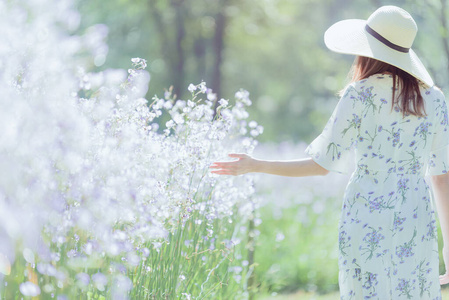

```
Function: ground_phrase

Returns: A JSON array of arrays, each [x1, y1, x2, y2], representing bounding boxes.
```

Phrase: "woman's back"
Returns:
[[307, 73, 448, 177], [348, 74, 448, 178], [305, 73, 449, 299]]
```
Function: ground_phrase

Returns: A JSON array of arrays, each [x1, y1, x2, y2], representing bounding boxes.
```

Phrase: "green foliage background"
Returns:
[[75, 0, 449, 143]]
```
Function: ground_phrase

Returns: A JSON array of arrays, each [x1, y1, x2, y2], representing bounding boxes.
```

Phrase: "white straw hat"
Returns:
[[324, 6, 434, 87]]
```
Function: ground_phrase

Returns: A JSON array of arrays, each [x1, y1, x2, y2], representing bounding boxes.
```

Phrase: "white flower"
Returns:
[[173, 114, 184, 124], [199, 82, 207, 93], [182, 293, 191, 300], [187, 100, 195, 108], [250, 129, 259, 137], [166, 120, 175, 128], [235, 90, 252, 106], [275, 232, 285, 242], [221, 109, 233, 121], [207, 93, 217, 101], [131, 57, 147, 69], [188, 84, 196, 93], [20, 282, 41, 297], [218, 98, 228, 107], [92, 272, 108, 291], [249, 121, 257, 128]]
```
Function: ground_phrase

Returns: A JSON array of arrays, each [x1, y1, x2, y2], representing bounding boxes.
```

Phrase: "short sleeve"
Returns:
[[305, 85, 360, 174], [426, 93, 449, 176]]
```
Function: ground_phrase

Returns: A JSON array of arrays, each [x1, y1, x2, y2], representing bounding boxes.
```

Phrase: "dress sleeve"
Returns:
[[305, 85, 360, 174], [426, 93, 449, 176]]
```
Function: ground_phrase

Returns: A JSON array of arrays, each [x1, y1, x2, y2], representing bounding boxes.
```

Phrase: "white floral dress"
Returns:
[[306, 74, 449, 299]]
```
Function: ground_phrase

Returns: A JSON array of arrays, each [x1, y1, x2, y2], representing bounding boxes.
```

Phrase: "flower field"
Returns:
[[0, 0, 260, 298], [2, 0, 449, 299]]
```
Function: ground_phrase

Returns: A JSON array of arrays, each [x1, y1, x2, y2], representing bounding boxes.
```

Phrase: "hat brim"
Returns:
[[324, 19, 434, 87]]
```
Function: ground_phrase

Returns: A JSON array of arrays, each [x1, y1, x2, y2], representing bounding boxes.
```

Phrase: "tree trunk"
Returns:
[[194, 38, 207, 80], [172, 0, 186, 99], [212, 0, 229, 112]]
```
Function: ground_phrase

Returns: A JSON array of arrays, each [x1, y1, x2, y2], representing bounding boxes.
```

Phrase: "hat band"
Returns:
[[365, 25, 410, 53]]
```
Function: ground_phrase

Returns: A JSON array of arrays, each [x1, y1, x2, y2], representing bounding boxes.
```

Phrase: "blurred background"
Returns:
[[73, 0, 449, 297], [75, 0, 449, 144]]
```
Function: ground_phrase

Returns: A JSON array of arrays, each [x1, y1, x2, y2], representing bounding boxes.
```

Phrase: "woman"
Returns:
[[210, 6, 449, 299]]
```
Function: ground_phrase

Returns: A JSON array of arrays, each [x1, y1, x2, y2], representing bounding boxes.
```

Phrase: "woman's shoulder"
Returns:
[[354, 73, 393, 87], [347, 74, 446, 100], [421, 84, 445, 101], [341, 73, 392, 96]]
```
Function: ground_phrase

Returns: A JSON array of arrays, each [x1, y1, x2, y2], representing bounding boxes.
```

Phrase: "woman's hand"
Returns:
[[432, 173, 449, 285], [209, 153, 255, 176], [440, 246, 449, 285]]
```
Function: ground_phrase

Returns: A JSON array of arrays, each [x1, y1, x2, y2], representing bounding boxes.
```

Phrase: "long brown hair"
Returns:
[[346, 56, 426, 117]]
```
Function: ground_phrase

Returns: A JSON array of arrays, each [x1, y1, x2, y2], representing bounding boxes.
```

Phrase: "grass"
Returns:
[[2, 207, 255, 299], [252, 195, 342, 295]]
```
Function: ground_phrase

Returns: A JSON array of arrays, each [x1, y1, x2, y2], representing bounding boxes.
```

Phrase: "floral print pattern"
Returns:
[[306, 74, 449, 299]]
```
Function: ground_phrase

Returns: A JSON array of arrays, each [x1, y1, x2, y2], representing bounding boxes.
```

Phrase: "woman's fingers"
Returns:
[[209, 162, 235, 173], [210, 161, 239, 175], [210, 153, 252, 176], [228, 153, 247, 159], [211, 170, 234, 175], [440, 273, 449, 285], [209, 163, 223, 169], [210, 154, 246, 168], [209, 162, 233, 169]]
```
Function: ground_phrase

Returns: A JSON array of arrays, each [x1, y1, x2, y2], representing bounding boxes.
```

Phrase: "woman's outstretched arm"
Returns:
[[431, 172, 449, 285], [209, 153, 329, 177]]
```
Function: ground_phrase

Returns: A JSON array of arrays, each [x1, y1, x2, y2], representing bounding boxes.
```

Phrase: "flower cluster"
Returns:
[[413, 121, 432, 141], [395, 278, 415, 298], [422, 219, 437, 242], [395, 230, 417, 263], [397, 178, 410, 192], [363, 228, 385, 245], [361, 271, 378, 293], [360, 226, 385, 261], [392, 212, 406, 234], [0, 0, 259, 297], [339, 230, 352, 256]]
